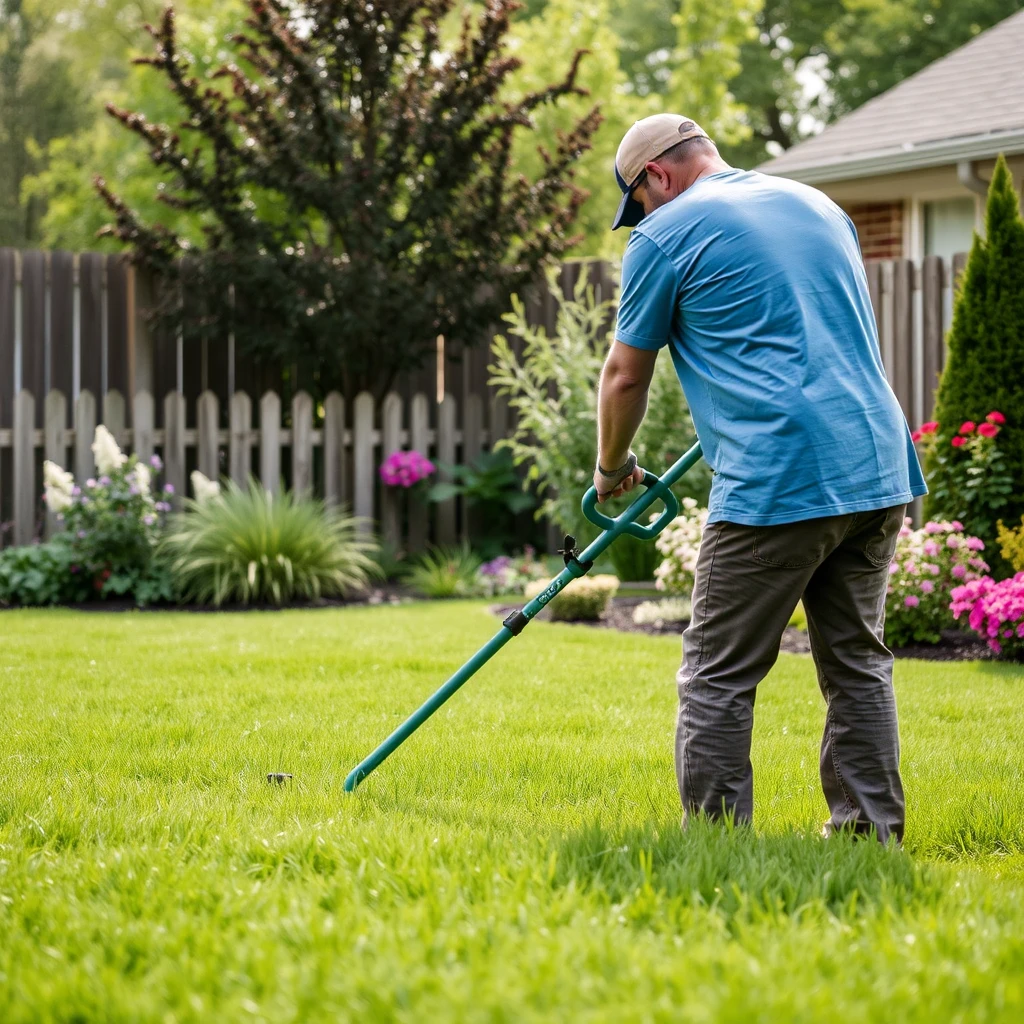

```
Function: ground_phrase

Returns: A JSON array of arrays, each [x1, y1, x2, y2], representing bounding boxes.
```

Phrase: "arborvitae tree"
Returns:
[[97, 1, 600, 399], [926, 154, 1024, 536]]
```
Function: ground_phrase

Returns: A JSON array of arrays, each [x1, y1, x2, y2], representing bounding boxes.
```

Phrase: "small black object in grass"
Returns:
[[267, 772, 293, 784]]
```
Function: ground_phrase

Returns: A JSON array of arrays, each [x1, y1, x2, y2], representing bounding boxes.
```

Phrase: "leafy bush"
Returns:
[[405, 545, 482, 599], [524, 573, 619, 621], [632, 597, 691, 627], [428, 449, 536, 557], [996, 516, 1024, 572], [490, 269, 709, 545], [951, 573, 1024, 659], [474, 549, 549, 598], [885, 519, 989, 646], [654, 498, 709, 597], [161, 479, 376, 606], [607, 535, 661, 583], [0, 534, 89, 607], [927, 155, 1024, 533], [914, 412, 1013, 549], [33, 428, 173, 605]]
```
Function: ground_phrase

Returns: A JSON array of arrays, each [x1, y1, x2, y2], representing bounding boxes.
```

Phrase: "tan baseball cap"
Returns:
[[612, 114, 711, 229]]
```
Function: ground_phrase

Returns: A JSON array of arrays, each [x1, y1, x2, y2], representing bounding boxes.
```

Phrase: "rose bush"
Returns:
[[915, 411, 1013, 549], [885, 518, 988, 646], [951, 572, 1024, 659]]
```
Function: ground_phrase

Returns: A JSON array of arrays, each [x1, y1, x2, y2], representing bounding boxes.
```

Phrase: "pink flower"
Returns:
[[965, 537, 985, 551], [924, 563, 941, 576], [923, 540, 940, 556], [977, 422, 1000, 438], [952, 565, 967, 579], [951, 521, 963, 531], [986, 411, 1006, 425], [951, 436, 966, 448], [925, 522, 943, 534], [920, 580, 934, 593], [904, 595, 919, 608], [959, 421, 976, 435], [920, 421, 939, 435], [946, 536, 960, 550], [888, 562, 899, 574]]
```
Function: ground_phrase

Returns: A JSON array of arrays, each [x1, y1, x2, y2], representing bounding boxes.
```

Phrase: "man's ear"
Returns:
[[645, 160, 671, 190]]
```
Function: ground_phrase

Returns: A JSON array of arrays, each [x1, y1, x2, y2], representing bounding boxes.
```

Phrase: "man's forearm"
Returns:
[[597, 363, 649, 470]]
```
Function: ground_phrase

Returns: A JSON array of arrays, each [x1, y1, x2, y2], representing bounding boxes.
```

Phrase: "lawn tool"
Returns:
[[343, 442, 704, 792]]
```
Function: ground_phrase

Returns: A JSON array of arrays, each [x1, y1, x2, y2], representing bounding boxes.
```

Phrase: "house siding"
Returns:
[[846, 202, 904, 259]]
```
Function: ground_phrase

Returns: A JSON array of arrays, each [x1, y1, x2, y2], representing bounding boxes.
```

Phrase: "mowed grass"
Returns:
[[1, 603, 1023, 1022]]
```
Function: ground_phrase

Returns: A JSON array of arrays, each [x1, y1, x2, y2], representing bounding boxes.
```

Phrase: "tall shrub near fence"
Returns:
[[927, 155, 1024, 539]]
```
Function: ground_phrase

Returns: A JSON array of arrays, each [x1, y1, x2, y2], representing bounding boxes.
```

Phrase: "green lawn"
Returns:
[[1, 603, 1023, 1022]]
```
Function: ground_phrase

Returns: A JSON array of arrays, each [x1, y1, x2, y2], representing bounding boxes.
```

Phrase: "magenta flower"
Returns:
[[965, 537, 985, 552], [952, 565, 967, 579], [919, 580, 934, 594], [904, 595, 919, 608], [164, 483, 175, 494], [379, 450, 436, 488]]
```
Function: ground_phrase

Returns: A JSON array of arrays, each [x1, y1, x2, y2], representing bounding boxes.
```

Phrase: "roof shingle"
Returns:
[[761, 8, 1024, 177]]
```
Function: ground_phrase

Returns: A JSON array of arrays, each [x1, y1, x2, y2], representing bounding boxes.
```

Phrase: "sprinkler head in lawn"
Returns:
[[267, 772, 293, 784]]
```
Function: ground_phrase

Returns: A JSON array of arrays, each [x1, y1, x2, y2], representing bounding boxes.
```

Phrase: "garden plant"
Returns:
[[927, 155, 1024, 536], [160, 476, 376, 606], [490, 269, 709, 580]]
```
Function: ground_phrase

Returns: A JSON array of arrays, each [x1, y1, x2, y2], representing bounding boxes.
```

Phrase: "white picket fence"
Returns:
[[0, 387, 512, 551]]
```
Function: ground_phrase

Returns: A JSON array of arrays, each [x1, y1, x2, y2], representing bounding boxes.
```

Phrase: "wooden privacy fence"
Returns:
[[0, 386, 507, 551]]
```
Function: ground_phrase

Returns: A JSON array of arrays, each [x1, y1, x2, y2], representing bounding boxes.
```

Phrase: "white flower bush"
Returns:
[[190, 470, 222, 504], [632, 597, 692, 627], [43, 461, 75, 513], [91, 424, 127, 474], [654, 497, 708, 597]]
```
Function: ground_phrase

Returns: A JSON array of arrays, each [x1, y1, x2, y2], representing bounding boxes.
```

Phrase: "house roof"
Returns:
[[761, 8, 1024, 183]]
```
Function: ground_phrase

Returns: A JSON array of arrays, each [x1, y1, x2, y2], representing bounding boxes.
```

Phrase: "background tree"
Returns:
[[0, 0, 87, 244], [96, 0, 601, 399], [926, 155, 1024, 546]]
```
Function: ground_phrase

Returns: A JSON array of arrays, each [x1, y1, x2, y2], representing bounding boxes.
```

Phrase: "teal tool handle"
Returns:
[[581, 470, 680, 540], [343, 441, 703, 791]]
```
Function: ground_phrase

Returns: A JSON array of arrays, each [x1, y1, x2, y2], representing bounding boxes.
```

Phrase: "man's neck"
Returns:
[[681, 156, 732, 192]]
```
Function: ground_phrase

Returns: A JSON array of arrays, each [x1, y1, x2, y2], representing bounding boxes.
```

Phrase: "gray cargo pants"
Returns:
[[676, 504, 906, 843]]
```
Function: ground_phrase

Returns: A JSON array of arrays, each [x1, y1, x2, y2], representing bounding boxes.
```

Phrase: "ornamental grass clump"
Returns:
[[161, 478, 376, 606], [523, 574, 619, 621], [950, 573, 1024, 659], [884, 518, 988, 646], [405, 545, 482, 599]]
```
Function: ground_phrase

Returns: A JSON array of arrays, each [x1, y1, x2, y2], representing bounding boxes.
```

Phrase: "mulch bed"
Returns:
[[492, 596, 992, 662]]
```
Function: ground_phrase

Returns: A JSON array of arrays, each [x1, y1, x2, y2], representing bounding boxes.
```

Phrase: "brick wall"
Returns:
[[845, 202, 904, 260]]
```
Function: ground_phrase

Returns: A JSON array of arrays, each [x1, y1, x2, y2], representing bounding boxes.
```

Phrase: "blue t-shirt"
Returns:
[[616, 168, 927, 526]]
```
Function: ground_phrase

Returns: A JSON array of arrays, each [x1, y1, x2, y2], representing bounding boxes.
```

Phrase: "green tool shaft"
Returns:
[[343, 441, 703, 792]]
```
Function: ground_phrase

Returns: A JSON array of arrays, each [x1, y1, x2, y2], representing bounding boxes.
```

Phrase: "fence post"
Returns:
[[292, 390, 314, 495], [133, 391, 154, 465], [164, 391, 186, 505], [13, 390, 35, 546], [409, 392, 430, 552], [197, 390, 219, 480], [353, 392, 375, 528], [380, 391, 403, 548], [74, 389, 96, 482], [260, 391, 281, 494], [104, 389, 126, 447], [323, 391, 346, 508], [44, 389, 68, 539], [436, 392, 456, 545], [229, 391, 252, 486], [461, 393, 483, 543]]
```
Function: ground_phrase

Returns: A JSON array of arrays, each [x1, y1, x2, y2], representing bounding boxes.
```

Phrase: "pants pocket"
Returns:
[[752, 521, 831, 568], [861, 505, 907, 568]]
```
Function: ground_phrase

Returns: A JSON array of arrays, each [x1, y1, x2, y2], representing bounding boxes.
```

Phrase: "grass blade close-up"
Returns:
[[1, 602, 1023, 1021]]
